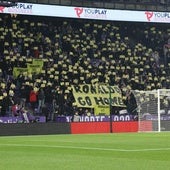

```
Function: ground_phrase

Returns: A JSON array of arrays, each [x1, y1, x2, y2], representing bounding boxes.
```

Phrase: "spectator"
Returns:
[[72, 111, 80, 122], [1, 92, 8, 116], [29, 87, 38, 112], [12, 103, 20, 117], [19, 84, 27, 108], [0, 14, 170, 117], [37, 87, 45, 114]]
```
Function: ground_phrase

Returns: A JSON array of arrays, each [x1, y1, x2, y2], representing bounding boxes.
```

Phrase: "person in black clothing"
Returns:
[[24, 83, 32, 104], [0, 94, 8, 116], [37, 87, 45, 114], [125, 89, 137, 115], [6, 91, 15, 116], [57, 89, 65, 115], [19, 84, 27, 108], [41, 104, 49, 122], [44, 85, 53, 120]]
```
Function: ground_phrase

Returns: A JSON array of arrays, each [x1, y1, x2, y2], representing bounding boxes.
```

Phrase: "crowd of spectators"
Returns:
[[0, 14, 170, 120]]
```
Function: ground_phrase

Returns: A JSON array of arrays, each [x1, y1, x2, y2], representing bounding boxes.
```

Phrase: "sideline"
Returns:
[[0, 143, 170, 152]]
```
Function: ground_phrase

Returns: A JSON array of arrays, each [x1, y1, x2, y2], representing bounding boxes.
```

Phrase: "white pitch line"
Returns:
[[0, 143, 170, 152]]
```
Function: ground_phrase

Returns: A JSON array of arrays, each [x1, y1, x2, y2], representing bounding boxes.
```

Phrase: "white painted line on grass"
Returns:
[[0, 143, 170, 152]]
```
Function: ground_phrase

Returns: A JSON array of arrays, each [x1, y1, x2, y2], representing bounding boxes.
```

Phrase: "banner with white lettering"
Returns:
[[0, 3, 169, 23], [56, 115, 135, 122]]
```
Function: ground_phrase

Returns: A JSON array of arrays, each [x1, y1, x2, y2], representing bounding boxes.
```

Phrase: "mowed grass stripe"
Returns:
[[0, 133, 170, 170]]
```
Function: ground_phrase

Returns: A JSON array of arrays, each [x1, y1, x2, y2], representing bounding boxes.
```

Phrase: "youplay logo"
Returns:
[[0, 6, 5, 13], [74, 7, 83, 18], [145, 11, 154, 21]]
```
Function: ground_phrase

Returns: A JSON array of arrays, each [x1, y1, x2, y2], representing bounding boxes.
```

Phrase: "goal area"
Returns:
[[132, 89, 170, 132]]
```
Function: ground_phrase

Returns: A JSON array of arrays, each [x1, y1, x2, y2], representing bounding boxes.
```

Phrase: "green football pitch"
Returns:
[[0, 133, 170, 170]]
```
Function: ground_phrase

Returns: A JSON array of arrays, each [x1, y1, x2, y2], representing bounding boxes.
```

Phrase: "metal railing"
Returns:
[[22, 0, 170, 11]]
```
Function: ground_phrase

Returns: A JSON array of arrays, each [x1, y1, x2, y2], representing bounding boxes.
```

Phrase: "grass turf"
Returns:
[[0, 133, 170, 170]]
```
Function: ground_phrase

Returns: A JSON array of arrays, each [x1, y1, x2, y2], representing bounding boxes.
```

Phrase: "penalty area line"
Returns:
[[0, 143, 170, 152]]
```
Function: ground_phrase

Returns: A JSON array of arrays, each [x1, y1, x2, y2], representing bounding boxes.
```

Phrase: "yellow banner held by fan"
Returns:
[[27, 63, 42, 74], [94, 105, 110, 115], [33, 59, 44, 67], [13, 67, 28, 78], [72, 84, 125, 108]]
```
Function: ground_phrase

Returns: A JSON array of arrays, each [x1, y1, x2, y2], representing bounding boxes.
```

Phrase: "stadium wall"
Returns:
[[0, 121, 139, 136], [71, 121, 138, 134], [0, 123, 71, 136]]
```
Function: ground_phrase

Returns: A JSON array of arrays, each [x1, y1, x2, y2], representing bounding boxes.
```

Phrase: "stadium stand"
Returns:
[[22, 0, 170, 11], [0, 13, 170, 119]]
